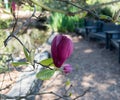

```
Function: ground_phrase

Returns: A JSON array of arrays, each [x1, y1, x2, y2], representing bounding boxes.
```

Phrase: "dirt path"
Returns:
[[36, 35, 120, 100], [67, 36, 120, 100]]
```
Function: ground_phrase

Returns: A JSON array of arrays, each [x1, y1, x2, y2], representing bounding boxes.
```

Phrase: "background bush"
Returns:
[[49, 12, 84, 32]]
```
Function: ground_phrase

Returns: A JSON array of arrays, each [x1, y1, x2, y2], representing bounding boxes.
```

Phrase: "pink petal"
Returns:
[[11, 2, 16, 11], [51, 34, 73, 68], [63, 64, 73, 74]]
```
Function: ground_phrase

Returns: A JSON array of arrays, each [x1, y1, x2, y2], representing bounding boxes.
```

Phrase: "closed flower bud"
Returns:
[[63, 64, 72, 74], [51, 35, 73, 68], [11, 2, 16, 11]]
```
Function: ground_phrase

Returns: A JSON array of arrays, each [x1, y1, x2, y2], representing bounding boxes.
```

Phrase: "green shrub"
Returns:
[[49, 12, 84, 32]]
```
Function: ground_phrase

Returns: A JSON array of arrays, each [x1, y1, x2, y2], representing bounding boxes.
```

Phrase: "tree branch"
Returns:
[[29, 0, 67, 14], [0, 83, 13, 92], [4, 6, 36, 47], [56, 0, 100, 18], [12, 35, 30, 53], [0, 91, 63, 99], [90, 0, 120, 9]]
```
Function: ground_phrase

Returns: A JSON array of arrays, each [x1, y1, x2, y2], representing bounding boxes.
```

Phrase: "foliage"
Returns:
[[85, 0, 120, 21], [0, 19, 11, 29], [49, 12, 84, 32], [40, 58, 54, 66], [36, 69, 55, 80], [21, 3, 41, 11], [12, 62, 29, 66], [30, 0, 80, 12], [100, 7, 112, 17]]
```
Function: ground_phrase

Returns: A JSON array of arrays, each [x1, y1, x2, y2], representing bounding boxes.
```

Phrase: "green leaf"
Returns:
[[12, 62, 28, 67], [40, 58, 53, 66], [99, 14, 112, 21], [36, 69, 55, 80], [23, 47, 30, 61]]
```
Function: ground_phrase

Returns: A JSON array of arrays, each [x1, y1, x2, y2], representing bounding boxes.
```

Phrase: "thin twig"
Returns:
[[90, 0, 120, 9], [0, 91, 63, 99], [64, 84, 73, 95], [40, 73, 60, 92], [73, 87, 91, 100], [56, 0, 99, 18], [34, 60, 54, 70], [57, 0, 120, 19], [0, 82, 14, 91], [7, 71, 12, 81], [0, 73, 6, 90], [12, 35, 30, 53]]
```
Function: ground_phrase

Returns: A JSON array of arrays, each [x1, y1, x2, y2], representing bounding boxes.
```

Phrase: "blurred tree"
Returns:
[[26, 0, 120, 21]]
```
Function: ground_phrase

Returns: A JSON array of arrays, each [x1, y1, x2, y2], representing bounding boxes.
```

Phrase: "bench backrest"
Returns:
[[117, 25, 120, 31], [84, 18, 96, 27], [95, 20, 104, 32], [116, 25, 120, 38], [102, 23, 118, 32]]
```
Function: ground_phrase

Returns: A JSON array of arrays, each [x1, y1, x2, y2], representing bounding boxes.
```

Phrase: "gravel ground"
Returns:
[[36, 35, 120, 100], [0, 33, 120, 100], [0, 70, 22, 94]]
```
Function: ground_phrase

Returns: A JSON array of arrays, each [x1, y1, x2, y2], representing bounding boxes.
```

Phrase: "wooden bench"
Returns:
[[111, 39, 120, 63], [105, 28, 120, 63], [75, 18, 96, 37], [88, 22, 119, 41]]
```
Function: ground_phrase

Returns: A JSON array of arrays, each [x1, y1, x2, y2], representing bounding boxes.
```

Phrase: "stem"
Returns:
[[34, 60, 54, 70], [0, 91, 63, 99], [73, 87, 91, 100], [12, 35, 30, 53]]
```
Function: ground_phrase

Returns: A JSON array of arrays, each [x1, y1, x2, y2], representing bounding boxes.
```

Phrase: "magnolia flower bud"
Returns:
[[51, 35, 73, 68], [63, 64, 73, 74], [11, 2, 16, 11]]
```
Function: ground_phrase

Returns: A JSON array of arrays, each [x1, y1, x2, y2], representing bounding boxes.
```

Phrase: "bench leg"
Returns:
[[119, 43, 120, 63], [106, 33, 111, 49], [109, 36, 113, 51], [110, 41, 113, 51], [106, 33, 109, 49]]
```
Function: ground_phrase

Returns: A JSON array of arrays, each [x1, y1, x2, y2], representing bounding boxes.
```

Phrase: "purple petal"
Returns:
[[51, 35, 73, 68], [63, 64, 73, 74], [11, 2, 16, 11]]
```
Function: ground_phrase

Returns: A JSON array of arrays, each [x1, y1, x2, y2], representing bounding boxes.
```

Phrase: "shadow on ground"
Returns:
[[36, 35, 120, 100]]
